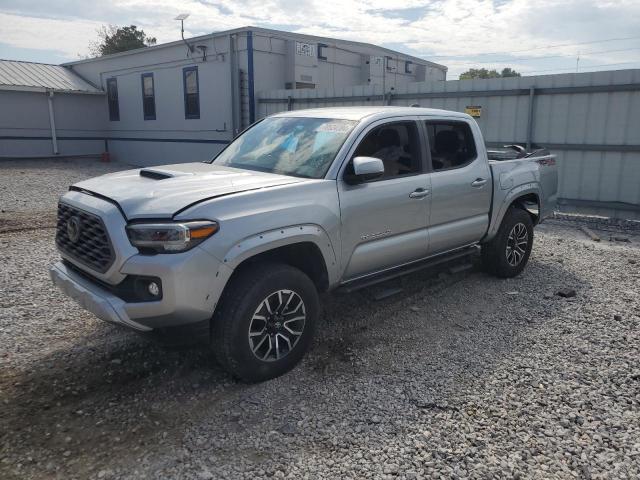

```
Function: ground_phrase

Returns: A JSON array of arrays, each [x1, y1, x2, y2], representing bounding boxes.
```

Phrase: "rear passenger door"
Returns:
[[423, 119, 492, 254]]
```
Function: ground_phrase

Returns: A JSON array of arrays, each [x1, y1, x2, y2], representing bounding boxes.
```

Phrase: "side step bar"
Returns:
[[337, 245, 480, 294]]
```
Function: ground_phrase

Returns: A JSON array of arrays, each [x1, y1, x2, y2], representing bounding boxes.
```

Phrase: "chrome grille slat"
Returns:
[[56, 203, 115, 273]]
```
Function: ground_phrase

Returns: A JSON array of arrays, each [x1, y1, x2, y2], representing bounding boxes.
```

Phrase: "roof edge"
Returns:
[[62, 25, 447, 70], [0, 84, 104, 94]]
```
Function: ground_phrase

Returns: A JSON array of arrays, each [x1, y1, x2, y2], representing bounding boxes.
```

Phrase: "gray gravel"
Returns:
[[0, 158, 129, 233], [1, 160, 639, 479]]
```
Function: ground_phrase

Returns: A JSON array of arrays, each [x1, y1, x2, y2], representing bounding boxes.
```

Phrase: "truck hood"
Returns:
[[72, 163, 307, 218]]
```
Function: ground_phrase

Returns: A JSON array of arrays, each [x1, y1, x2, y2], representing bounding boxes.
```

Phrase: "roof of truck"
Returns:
[[272, 106, 472, 121]]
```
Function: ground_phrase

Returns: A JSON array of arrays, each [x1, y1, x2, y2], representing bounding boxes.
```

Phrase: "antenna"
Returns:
[[175, 13, 194, 53]]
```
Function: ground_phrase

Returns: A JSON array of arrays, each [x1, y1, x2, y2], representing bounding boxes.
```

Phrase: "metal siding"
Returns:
[[257, 69, 640, 209], [620, 153, 640, 204], [0, 90, 107, 157]]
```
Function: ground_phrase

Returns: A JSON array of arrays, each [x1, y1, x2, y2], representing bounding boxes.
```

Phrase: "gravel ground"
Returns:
[[1, 159, 639, 479], [0, 158, 129, 233]]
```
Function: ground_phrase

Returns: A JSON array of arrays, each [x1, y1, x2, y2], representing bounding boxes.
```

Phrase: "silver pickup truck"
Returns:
[[50, 106, 557, 382]]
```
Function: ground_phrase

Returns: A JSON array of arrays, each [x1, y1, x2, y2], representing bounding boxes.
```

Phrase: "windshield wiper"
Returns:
[[227, 163, 315, 179]]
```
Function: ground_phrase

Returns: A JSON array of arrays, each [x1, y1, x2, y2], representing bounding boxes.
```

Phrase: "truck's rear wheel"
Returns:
[[482, 207, 534, 278], [211, 262, 318, 382]]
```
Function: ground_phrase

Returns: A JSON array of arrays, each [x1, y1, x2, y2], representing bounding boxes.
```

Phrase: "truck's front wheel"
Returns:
[[211, 263, 319, 382], [482, 207, 534, 278]]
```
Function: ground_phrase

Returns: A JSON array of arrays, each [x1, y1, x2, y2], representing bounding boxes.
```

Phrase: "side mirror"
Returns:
[[346, 156, 385, 184]]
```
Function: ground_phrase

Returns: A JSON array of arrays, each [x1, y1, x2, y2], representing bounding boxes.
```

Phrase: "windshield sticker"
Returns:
[[315, 122, 355, 133]]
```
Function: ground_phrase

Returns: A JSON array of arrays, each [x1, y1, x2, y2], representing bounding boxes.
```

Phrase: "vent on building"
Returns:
[[285, 82, 315, 90]]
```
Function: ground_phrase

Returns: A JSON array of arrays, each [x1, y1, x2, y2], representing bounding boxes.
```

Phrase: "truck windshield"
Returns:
[[211, 117, 357, 178]]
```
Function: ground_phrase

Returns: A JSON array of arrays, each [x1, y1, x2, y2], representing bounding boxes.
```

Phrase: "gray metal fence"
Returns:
[[258, 69, 640, 215]]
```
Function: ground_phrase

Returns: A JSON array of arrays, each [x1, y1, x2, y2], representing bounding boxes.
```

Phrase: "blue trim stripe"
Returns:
[[0, 135, 230, 145], [110, 137, 228, 144], [247, 30, 255, 124]]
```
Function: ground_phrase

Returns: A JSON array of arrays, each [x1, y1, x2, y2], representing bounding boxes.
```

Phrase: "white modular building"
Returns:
[[44, 26, 445, 166]]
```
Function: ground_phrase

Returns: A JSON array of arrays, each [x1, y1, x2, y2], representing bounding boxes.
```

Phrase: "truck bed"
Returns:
[[488, 150, 558, 225]]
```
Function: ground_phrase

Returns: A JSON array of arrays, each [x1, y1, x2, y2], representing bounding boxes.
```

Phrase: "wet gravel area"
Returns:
[[1, 160, 640, 479]]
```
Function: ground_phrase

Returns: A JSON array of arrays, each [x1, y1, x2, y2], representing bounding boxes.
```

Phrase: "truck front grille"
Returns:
[[56, 203, 115, 273]]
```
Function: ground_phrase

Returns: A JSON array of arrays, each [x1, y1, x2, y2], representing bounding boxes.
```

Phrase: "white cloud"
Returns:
[[0, 0, 639, 77], [0, 12, 103, 58]]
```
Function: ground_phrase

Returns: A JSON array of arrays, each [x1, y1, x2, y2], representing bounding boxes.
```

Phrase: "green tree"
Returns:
[[500, 67, 521, 78], [459, 67, 521, 80], [90, 25, 157, 57]]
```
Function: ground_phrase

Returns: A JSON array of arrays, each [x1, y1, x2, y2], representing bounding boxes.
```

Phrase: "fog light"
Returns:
[[148, 282, 160, 297]]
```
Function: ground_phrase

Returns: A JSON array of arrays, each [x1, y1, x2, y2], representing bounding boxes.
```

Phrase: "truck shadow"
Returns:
[[1, 255, 587, 478]]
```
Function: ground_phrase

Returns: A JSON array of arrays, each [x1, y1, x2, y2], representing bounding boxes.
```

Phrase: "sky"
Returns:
[[1, 0, 639, 79]]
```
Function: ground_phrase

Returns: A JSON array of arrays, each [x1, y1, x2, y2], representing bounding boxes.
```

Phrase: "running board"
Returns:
[[337, 245, 480, 294]]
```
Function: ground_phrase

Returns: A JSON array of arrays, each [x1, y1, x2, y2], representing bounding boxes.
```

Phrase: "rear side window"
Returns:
[[183, 66, 200, 119], [106, 77, 119, 121], [424, 121, 477, 171], [352, 121, 422, 179], [141, 73, 156, 120]]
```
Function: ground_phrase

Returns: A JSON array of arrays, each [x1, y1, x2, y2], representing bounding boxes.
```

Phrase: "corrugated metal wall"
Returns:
[[258, 69, 640, 213]]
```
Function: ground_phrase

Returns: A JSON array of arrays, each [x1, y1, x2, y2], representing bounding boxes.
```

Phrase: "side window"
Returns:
[[141, 73, 156, 120], [106, 77, 119, 121], [424, 121, 477, 171], [183, 66, 200, 119], [352, 121, 422, 179]]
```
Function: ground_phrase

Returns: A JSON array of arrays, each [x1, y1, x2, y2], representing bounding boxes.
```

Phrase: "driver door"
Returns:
[[337, 118, 431, 281]]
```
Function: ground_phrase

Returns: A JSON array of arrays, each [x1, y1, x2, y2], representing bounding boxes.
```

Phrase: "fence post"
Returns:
[[526, 86, 536, 151]]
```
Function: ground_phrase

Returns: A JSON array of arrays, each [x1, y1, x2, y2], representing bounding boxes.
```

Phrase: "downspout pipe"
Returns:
[[47, 90, 59, 155]]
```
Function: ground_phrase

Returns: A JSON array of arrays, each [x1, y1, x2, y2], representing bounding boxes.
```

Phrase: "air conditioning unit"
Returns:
[[286, 41, 318, 89]]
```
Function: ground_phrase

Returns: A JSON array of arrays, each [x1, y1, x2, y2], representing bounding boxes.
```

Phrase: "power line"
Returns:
[[519, 61, 640, 75], [425, 35, 640, 59], [450, 46, 640, 65]]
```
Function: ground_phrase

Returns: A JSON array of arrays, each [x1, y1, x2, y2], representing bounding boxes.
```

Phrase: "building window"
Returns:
[[405, 61, 413, 74], [141, 73, 156, 120], [183, 66, 200, 119], [317, 43, 328, 61], [106, 77, 119, 121]]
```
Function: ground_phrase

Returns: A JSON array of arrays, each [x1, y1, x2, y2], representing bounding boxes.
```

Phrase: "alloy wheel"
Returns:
[[506, 222, 529, 266], [247, 289, 306, 362]]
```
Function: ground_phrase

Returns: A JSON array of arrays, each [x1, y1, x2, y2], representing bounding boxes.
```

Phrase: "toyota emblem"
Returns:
[[66, 216, 81, 243]]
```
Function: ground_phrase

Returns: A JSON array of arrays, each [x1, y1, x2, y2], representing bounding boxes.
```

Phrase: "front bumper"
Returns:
[[50, 261, 152, 331], [51, 245, 234, 331]]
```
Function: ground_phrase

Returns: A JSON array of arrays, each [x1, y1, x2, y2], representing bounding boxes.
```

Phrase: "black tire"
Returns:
[[211, 262, 319, 382], [482, 207, 534, 278]]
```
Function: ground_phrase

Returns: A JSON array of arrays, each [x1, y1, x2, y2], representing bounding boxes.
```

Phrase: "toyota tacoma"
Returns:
[[51, 107, 557, 382]]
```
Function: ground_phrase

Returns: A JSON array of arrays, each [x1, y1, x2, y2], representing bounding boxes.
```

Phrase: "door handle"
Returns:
[[409, 188, 430, 199], [471, 178, 488, 187]]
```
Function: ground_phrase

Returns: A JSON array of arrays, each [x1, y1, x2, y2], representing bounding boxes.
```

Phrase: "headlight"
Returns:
[[126, 221, 219, 253]]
